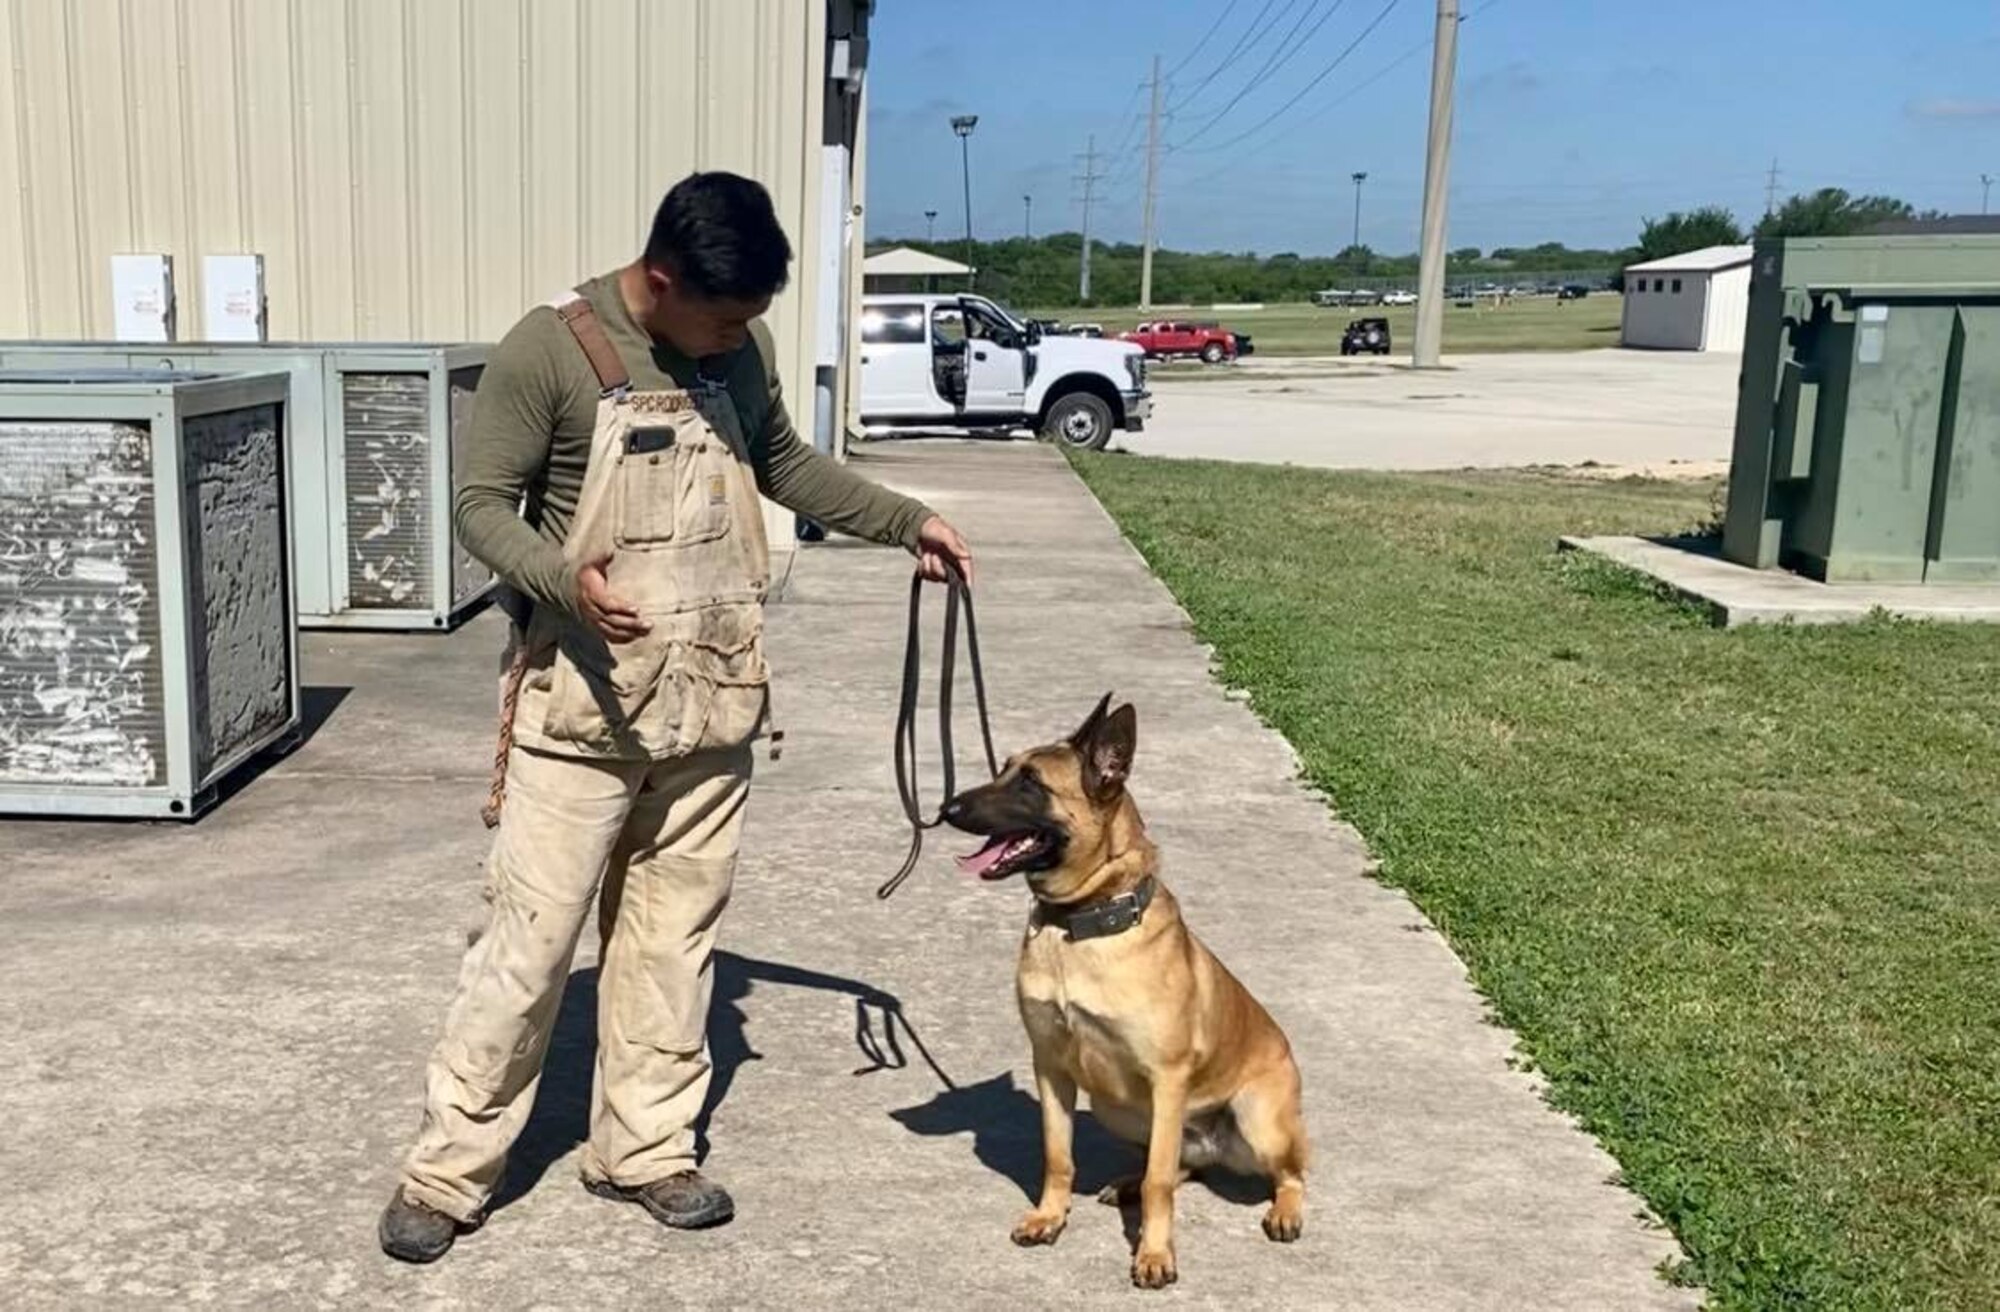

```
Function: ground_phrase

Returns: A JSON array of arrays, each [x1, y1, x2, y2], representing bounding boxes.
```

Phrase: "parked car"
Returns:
[[1556, 283, 1591, 301], [857, 293, 1150, 451], [1063, 322, 1105, 338], [1340, 316, 1391, 356], [1380, 289, 1417, 306], [1117, 320, 1251, 364]]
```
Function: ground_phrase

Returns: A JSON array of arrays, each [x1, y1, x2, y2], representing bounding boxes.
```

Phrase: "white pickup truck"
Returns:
[[856, 293, 1151, 450]]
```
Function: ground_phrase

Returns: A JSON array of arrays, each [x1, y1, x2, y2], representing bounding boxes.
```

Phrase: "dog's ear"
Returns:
[[1069, 692, 1114, 749], [1077, 701, 1137, 800]]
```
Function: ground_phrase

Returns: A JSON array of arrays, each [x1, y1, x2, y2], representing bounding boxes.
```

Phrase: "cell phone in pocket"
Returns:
[[626, 426, 675, 455]]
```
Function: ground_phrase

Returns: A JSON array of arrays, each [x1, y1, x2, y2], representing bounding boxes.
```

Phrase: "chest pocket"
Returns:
[[613, 424, 735, 549]]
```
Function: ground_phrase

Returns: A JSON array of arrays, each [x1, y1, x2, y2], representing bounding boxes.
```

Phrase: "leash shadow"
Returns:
[[490, 949, 930, 1213]]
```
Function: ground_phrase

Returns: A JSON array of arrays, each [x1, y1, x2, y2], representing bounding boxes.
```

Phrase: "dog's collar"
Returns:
[[1034, 876, 1157, 942]]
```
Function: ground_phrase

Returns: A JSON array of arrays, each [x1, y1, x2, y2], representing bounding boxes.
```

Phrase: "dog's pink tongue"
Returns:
[[955, 836, 1012, 877]]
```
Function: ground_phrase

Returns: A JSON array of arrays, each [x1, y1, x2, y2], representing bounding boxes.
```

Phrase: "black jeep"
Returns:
[[1340, 316, 1391, 356]]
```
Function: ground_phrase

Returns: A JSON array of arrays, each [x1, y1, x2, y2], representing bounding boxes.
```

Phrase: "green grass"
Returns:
[[1027, 295, 1625, 357], [1070, 454, 2000, 1311]]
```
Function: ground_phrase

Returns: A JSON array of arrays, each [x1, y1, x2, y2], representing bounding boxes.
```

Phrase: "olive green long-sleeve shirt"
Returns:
[[454, 270, 933, 617]]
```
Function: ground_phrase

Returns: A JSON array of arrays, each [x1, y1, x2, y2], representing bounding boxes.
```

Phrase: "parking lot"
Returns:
[[1121, 348, 1740, 476]]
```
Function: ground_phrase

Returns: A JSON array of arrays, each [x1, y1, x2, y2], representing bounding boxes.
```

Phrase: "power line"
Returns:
[[1172, 0, 1353, 151], [1165, 0, 1286, 114], [1164, 0, 1244, 79], [1166, 0, 1505, 190], [1174, 0, 1404, 159]]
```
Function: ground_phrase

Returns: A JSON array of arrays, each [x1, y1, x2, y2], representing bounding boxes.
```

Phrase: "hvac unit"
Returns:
[[0, 368, 300, 819], [0, 343, 491, 630]]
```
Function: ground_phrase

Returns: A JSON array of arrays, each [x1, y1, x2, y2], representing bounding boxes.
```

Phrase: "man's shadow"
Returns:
[[492, 950, 949, 1211]]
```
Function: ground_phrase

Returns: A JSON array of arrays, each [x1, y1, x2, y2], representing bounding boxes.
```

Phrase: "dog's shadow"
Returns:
[[888, 1072, 1270, 1247]]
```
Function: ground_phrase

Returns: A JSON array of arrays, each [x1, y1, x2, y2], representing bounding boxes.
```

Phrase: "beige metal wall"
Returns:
[[0, 0, 835, 421]]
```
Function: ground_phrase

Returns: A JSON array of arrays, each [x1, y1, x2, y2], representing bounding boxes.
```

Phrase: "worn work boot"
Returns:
[[585, 1169, 735, 1230], [378, 1187, 471, 1263]]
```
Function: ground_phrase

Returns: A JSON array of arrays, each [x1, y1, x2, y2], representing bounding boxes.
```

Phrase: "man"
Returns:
[[379, 171, 972, 1263]]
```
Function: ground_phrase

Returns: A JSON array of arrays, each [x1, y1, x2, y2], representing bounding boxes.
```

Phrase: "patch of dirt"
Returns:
[[1545, 458, 1730, 482]]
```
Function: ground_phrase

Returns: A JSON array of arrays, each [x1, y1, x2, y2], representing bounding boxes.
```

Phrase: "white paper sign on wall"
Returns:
[[203, 254, 267, 342], [111, 254, 176, 342]]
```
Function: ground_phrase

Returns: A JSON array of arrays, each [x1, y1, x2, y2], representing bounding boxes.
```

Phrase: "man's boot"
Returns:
[[378, 1187, 471, 1263], [585, 1169, 735, 1229]]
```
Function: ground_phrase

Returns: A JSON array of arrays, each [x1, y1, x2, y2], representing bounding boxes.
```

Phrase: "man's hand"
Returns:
[[576, 554, 651, 642], [914, 515, 974, 587]]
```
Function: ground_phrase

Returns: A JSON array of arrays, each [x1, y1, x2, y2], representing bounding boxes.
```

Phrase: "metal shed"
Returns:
[[0, 0, 874, 541], [1621, 245, 1754, 352]]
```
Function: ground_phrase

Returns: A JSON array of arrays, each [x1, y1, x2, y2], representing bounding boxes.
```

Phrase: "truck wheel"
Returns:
[[1042, 392, 1114, 450], [1200, 342, 1227, 364]]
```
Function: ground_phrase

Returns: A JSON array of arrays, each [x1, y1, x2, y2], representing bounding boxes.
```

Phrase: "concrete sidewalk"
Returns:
[[0, 441, 1692, 1309]]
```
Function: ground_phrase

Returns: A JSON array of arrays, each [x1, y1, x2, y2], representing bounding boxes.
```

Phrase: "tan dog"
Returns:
[[940, 695, 1308, 1289]]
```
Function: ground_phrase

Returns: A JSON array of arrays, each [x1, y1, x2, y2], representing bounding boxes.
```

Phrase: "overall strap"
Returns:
[[550, 290, 631, 396]]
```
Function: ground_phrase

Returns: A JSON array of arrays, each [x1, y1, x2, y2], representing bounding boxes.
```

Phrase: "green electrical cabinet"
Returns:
[[1722, 234, 2000, 582]]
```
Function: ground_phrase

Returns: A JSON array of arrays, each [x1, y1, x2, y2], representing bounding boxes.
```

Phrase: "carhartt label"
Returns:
[[709, 474, 727, 504]]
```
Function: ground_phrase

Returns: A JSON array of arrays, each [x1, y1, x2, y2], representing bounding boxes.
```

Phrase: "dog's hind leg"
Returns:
[[1011, 1058, 1078, 1247], [1096, 1168, 1187, 1207], [1234, 1063, 1309, 1242]]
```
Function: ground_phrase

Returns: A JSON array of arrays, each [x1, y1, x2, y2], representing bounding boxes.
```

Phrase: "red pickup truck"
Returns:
[[1117, 320, 1253, 364]]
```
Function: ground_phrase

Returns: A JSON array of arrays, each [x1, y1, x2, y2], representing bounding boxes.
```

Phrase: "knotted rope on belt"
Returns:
[[481, 639, 532, 830], [878, 560, 997, 899]]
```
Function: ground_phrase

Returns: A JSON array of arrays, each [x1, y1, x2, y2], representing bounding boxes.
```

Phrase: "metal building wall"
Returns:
[[0, 0, 834, 423]]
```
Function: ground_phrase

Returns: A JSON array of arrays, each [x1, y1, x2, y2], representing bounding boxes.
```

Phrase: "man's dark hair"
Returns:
[[643, 171, 793, 301]]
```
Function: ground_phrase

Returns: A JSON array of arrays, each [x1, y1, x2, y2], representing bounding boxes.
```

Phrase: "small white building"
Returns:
[[1620, 244, 1754, 352]]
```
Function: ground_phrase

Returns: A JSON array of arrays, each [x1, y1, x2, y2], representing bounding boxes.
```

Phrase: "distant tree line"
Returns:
[[870, 233, 1627, 309], [1618, 188, 1947, 287], [876, 188, 1951, 307]]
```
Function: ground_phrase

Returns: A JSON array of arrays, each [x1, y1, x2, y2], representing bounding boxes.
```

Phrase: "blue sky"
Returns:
[[863, 0, 2000, 257]]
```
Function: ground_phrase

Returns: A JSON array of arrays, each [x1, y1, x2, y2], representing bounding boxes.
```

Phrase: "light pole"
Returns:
[[1984, 174, 1994, 216], [924, 209, 938, 242], [951, 114, 979, 286], [1350, 171, 1368, 262], [1023, 194, 1033, 240]]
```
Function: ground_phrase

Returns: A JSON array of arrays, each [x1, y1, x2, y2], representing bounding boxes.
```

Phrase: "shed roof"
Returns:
[[863, 246, 974, 277], [1624, 244, 1754, 274]]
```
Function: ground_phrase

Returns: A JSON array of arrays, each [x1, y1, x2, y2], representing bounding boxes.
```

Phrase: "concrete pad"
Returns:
[[1562, 534, 2000, 626], [0, 441, 1691, 1308], [1123, 350, 1739, 473]]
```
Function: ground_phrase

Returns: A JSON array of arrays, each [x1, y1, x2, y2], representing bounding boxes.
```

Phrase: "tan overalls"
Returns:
[[400, 292, 774, 1224]]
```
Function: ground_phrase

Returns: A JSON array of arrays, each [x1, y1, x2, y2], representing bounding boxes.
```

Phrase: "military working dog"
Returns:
[[940, 695, 1308, 1289]]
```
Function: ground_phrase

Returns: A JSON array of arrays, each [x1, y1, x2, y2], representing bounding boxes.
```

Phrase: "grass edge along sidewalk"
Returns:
[[1069, 452, 2000, 1312]]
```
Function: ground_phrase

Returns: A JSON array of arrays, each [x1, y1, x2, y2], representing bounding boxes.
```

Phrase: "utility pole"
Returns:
[[1412, 1, 1458, 369], [1764, 158, 1781, 217], [1350, 171, 1368, 256], [924, 209, 937, 242], [1023, 194, 1033, 240], [951, 114, 979, 287], [1139, 53, 1163, 311], [1984, 173, 1994, 215], [1073, 135, 1107, 302]]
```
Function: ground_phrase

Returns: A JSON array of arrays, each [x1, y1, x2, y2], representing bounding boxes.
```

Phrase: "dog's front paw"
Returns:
[[1010, 1208, 1067, 1247], [1131, 1245, 1178, 1289], [1262, 1198, 1304, 1242]]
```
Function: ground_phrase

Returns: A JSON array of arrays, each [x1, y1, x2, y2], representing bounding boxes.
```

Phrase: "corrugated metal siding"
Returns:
[[0, 420, 166, 787], [342, 372, 433, 610], [182, 403, 290, 775], [0, 0, 828, 419]]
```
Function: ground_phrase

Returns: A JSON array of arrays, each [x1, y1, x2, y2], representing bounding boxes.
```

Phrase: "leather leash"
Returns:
[[878, 560, 997, 900]]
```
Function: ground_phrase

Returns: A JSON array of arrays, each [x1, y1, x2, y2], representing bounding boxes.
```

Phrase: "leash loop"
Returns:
[[878, 559, 997, 899]]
